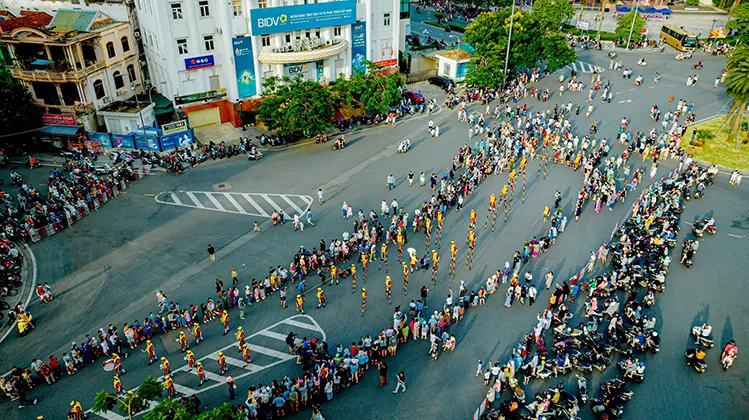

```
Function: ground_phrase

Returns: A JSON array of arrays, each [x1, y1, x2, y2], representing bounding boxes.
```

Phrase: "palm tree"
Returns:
[[724, 45, 749, 148]]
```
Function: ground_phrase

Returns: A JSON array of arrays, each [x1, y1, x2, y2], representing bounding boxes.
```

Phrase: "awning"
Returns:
[[31, 59, 52, 66], [40, 125, 81, 136], [151, 93, 175, 116]]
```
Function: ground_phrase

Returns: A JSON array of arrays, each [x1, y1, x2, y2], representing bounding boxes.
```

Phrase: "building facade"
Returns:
[[1, 9, 142, 132]]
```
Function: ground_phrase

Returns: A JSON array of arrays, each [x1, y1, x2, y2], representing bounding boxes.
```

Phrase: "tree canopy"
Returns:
[[92, 376, 163, 419], [0, 71, 43, 150], [615, 11, 647, 45], [463, 10, 576, 87], [332, 61, 401, 115], [726, 2, 749, 44], [724, 46, 749, 147], [531, 0, 576, 32], [256, 76, 336, 137]]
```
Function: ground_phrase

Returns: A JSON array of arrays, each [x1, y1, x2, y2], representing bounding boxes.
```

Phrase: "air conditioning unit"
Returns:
[[102, 96, 111, 103], [134, 29, 141, 39], [286, 45, 293, 52], [325, 39, 332, 46], [216, 28, 223, 35]]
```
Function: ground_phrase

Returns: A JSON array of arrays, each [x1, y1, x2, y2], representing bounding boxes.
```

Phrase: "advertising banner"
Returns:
[[133, 131, 160, 151], [42, 113, 77, 126], [160, 129, 194, 151], [250, 0, 356, 36], [111, 134, 135, 149], [161, 120, 188, 135], [284, 62, 317, 81], [87, 132, 112, 148], [351, 21, 366, 74], [184, 55, 215, 71], [233, 37, 257, 99]]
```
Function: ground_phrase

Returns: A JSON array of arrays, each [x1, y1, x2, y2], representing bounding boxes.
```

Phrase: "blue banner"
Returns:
[[184, 55, 215, 71], [160, 129, 194, 151], [351, 21, 366, 74], [133, 131, 161, 151], [87, 132, 112, 148], [111, 134, 135, 149], [233, 37, 257, 99], [250, 0, 356, 36]]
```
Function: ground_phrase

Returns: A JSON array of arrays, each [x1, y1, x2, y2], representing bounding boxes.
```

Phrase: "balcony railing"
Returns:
[[258, 39, 349, 64], [10, 60, 106, 82]]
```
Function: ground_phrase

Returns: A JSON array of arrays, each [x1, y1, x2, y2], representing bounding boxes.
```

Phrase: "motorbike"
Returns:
[[692, 61, 704, 70], [577, 375, 588, 405], [691, 324, 714, 348], [637, 59, 647, 67], [692, 218, 715, 237], [247, 149, 264, 160], [590, 121, 598, 134], [675, 53, 687, 61], [397, 141, 411, 153], [616, 359, 645, 384], [685, 348, 707, 373], [197, 152, 208, 163]]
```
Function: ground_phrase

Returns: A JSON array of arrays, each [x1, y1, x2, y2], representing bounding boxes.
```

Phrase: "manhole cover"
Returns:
[[213, 182, 232, 191]]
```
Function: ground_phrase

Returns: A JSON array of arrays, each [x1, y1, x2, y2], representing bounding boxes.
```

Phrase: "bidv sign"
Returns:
[[284, 62, 317, 81], [250, 0, 356, 36]]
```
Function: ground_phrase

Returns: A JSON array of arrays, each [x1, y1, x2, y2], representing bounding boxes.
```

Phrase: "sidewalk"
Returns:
[[0, 243, 36, 345], [7, 152, 162, 172]]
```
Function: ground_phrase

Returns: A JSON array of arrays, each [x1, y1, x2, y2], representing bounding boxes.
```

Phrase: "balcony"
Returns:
[[10, 60, 106, 83], [258, 39, 348, 64]]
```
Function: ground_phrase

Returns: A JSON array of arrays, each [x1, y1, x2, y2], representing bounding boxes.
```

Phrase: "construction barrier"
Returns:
[[28, 166, 150, 243]]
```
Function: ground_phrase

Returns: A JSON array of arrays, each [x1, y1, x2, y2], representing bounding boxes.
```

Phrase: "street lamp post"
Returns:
[[626, 0, 641, 50], [503, 0, 517, 84], [130, 83, 149, 152]]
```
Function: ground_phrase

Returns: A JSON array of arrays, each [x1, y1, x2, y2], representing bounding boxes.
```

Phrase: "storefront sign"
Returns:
[[161, 120, 188, 135], [576, 21, 589, 30], [42, 113, 77, 126], [351, 21, 367, 74], [284, 62, 318, 82], [250, 0, 356, 36], [184, 55, 215, 71], [174, 89, 227, 105], [233, 37, 257, 99]]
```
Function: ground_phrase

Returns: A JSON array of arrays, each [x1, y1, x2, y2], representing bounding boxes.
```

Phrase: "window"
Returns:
[[93, 79, 105, 99], [305, 29, 311, 39], [121, 36, 130, 53], [315, 28, 320, 38], [383, 12, 391, 27], [204, 35, 215, 51], [284, 32, 291, 43], [106, 42, 116, 58], [127, 65, 137, 82], [261, 35, 271, 47], [232, 0, 242, 16], [176, 38, 188, 55], [199, 0, 210, 17], [171, 3, 183, 20], [113, 71, 124, 89], [258, 0, 267, 8], [148, 33, 153, 47], [334, 26, 342, 37]]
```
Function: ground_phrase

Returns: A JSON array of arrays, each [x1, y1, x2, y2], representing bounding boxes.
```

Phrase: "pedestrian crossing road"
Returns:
[[91, 315, 326, 419], [566, 60, 605, 73], [155, 191, 313, 218]]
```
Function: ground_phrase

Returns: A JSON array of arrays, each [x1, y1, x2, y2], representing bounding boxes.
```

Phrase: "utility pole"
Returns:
[[626, 0, 641, 50], [503, 0, 517, 84], [597, 0, 606, 40]]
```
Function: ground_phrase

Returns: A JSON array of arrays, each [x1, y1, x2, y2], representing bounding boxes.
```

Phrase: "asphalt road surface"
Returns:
[[0, 47, 746, 420]]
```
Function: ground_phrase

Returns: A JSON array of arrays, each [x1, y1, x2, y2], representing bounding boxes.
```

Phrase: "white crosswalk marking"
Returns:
[[155, 191, 312, 219], [90, 315, 325, 419], [566, 60, 603, 74]]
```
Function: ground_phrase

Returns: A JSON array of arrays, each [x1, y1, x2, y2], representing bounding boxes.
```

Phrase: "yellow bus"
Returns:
[[660, 25, 698, 51]]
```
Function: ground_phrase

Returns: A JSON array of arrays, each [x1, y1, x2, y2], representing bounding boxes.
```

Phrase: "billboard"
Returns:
[[233, 37, 257, 99], [42, 113, 77, 126], [184, 55, 215, 71], [250, 0, 356, 36], [87, 132, 112, 148], [161, 120, 188, 135], [351, 21, 366, 74], [284, 62, 317, 81], [160, 129, 194, 151], [111, 134, 135, 149]]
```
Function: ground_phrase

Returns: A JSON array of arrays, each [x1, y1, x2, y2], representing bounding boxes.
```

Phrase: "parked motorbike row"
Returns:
[[0, 241, 24, 322]]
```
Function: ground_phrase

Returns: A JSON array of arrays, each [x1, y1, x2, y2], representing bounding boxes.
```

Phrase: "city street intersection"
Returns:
[[1, 49, 747, 420]]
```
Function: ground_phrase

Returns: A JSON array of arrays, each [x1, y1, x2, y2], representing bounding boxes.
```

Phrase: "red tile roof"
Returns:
[[0, 12, 52, 34]]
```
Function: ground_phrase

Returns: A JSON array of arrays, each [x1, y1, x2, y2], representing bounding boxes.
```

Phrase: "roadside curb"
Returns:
[[0, 243, 37, 345]]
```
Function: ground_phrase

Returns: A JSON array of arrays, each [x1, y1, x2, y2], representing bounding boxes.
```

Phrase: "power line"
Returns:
[[0, 126, 45, 138]]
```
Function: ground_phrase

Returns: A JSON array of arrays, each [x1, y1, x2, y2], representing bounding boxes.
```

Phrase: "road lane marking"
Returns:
[[258, 330, 290, 341], [261, 194, 283, 212], [242, 193, 270, 217], [144, 193, 156, 197], [223, 193, 248, 214], [280, 194, 305, 215], [202, 192, 225, 211], [185, 191, 204, 208], [728, 233, 744, 239]]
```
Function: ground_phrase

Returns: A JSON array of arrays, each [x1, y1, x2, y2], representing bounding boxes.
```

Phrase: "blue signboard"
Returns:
[[160, 129, 194, 151], [233, 37, 257, 98], [111, 134, 135, 149], [133, 131, 160, 151], [250, 0, 356, 36], [184, 55, 215, 71], [87, 132, 112, 148], [351, 21, 366, 74]]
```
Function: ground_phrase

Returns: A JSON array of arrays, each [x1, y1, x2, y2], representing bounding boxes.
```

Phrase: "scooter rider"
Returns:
[[637, 57, 647, 66], [688, 347, 707, 365], [399, 138, 411, 152], [721, 340, 738, 368]]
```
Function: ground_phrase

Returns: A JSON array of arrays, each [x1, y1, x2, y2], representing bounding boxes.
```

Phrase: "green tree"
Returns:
[[92, 376, 163, 420], [724, 46, 749, 148], [0, 70, 43, 150], [531, 0, 576, 32], [464, 11, 576, 86], [615, 11, 646, 45], [257, 76, 336, 137], [727, 3, 749, 44], [476, 0, 514, 9], [335, 61, 401, 115], [145, 400, 243, 420]]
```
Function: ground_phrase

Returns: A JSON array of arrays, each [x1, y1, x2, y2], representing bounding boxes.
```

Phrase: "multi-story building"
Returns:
[[137, 0, 402, 129], [1, 8, 142, 132]]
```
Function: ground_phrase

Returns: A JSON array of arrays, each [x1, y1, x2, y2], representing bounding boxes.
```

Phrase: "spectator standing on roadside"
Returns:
[[207, 244, 216, 263]]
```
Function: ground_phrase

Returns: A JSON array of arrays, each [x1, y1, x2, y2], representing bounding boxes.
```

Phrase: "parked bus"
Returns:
[[660, 25, 698, 51]]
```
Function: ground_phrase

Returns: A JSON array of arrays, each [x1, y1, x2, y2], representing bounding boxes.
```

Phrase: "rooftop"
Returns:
[[0, 12, 52, 35], [436, 48, 473, 61], [100, 99, 152, 114]]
